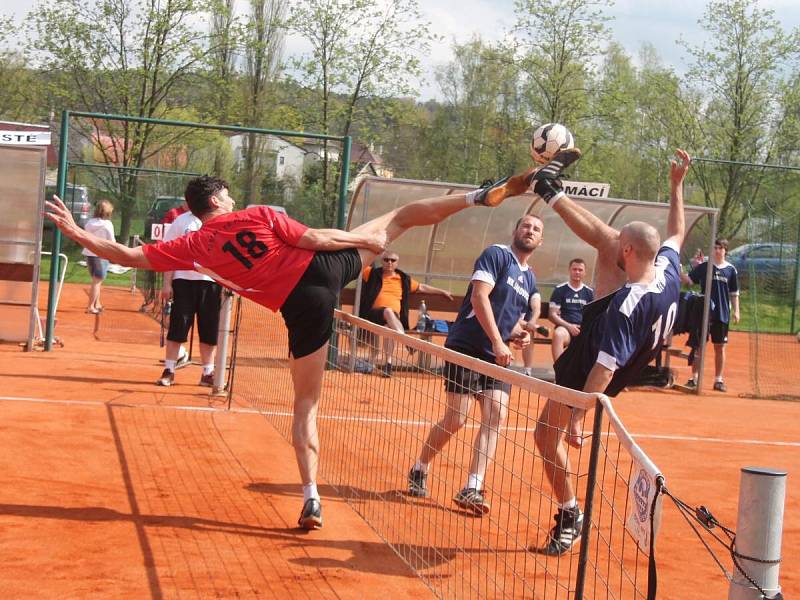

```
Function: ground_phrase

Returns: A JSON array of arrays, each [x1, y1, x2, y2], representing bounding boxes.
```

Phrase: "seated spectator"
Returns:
[[548, 258, 594, 361]]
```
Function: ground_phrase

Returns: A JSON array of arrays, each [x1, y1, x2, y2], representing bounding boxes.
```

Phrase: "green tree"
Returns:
[[239, 0, 287, 206], [425, 38, 528, 184], [290, 0, 433, 226], [512, 0, 612, 126], [681, 0, 800, 237], [0, 16, 44, 122], [29, 0, 215, 240]]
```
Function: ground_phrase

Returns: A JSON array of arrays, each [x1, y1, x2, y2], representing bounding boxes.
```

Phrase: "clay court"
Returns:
[[1, 282, 798, 598]]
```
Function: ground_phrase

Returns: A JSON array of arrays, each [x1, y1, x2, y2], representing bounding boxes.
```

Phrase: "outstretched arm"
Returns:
[[44, 196, 150, 269], [417, 283, 454, 301], [295, 228, 386, 253], [665, 149, 690, 248]]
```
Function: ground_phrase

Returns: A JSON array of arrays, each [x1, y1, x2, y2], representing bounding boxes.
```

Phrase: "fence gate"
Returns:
[[0, 125, 50, 350]]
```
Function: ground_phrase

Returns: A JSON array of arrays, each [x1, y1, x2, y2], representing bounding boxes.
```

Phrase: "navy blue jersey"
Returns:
[[688, 260, 739, 324], [549, 282, 594, 325], [554, 241, 682, 396], [446, 245, 539, 360]]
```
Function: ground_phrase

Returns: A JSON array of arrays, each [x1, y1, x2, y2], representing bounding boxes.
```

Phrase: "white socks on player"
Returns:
[[560, 497, 578, 511], [202, 364, 214, 376], [467, 473, 484, 491], [465, 190, 480, 205], [164, 359, 176, 372], [414, 460, 429, 474], [303, 482, 319, 502]]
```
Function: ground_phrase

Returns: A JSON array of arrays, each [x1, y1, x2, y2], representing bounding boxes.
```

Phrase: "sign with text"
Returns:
[[563, 180, 610, 198], [0, 131, 51, 146], [150, 223, 172, 241]]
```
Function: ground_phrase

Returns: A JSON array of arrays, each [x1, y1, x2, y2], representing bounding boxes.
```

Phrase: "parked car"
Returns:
[[727, 242, 798, 289], [43, 184, 91, 230], [143, 196, 185, 241]]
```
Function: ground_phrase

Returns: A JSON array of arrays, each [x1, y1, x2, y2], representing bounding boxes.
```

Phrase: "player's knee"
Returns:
[[442, 409, 468, 432]]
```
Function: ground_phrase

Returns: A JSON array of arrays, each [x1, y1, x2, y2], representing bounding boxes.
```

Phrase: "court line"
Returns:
[[1, 394, 798, 447]]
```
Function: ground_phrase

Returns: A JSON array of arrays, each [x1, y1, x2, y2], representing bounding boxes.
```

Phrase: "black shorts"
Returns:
[[443, 346, 512, 395], [709, 320, 729, 344], [363, 307, 393, 325], [167, 279, 222, 345], [280, 249, 362, 359], [553, 293, 615, 393]]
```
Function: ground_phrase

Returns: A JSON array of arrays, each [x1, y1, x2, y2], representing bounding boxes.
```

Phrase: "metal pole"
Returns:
[[790, 217, 800, 334], [45, 110, 70, 351], [212, 289, 234, 395], [337, 136, 352, 229], [574, 399, 605, 599], [695, 212, 718, 394], [728, 467, 786, 600]]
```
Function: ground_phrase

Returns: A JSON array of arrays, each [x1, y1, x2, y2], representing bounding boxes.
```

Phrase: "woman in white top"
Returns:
[[82, 200, 115, 314]]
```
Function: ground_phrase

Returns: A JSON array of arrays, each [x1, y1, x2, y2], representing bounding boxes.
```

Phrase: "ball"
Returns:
[[530, 123, 574, 164]]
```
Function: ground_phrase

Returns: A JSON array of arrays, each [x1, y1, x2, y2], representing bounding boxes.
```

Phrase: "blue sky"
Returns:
[[4, 0, 800, 100]]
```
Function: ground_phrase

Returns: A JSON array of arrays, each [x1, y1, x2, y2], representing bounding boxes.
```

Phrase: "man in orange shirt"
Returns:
[[360, 251, 453, 377]]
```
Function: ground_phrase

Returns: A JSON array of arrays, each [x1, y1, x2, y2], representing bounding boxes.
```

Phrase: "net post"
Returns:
[[574, 396, 605, 599], [696, 212, 718, 395], [728, 467, 786, 600], [212, 289, 234, 395]]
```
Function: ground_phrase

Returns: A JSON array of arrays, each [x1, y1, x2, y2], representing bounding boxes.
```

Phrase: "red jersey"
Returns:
[[143, 206, 313, 310]]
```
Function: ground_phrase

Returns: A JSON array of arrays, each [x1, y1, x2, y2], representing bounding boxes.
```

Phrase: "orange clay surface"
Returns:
[[1, 282, 798, 599]]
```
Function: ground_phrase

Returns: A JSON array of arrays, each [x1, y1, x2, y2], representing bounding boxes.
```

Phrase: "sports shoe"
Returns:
[[713, 381, 727, 392], [532, 506, 584, 556], [473, 147, 582, 207], [298, 498, 323, 530], [156, 368, 174, 387], [408, 468, 429, 497], [533, 147, 582, 182], [199, 372, 214, 387], [381, 363, 393, 378], [685, 378, 697, 389], [531, 148, 584, 204], [453, 487, 491, 515]]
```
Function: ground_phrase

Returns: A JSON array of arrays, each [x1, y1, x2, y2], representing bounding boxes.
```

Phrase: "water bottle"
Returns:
[[416, 301, 427, 332]]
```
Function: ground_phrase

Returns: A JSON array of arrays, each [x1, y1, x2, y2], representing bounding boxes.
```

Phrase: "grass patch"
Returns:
[[38, 246, 134, 288]]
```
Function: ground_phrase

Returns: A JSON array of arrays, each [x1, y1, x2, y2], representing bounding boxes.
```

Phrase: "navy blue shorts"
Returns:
[[280, 249, 362, 359], [709, 320, 729, 344]]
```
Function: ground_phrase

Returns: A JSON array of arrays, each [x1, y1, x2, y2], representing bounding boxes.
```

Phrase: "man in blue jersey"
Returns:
[[525, 148, 691, 555], [407, 215, 543, 515], [682, 239, 740, 392], [548, 258, 594, 362]]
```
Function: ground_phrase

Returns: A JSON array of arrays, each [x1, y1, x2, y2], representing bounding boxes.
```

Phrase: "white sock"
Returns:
[[467, 473, 483, 491], [178, 346, 188, 359], [465, 190, 479, 205], [689, 374, 697, 383], [715, 376, 723, 383], [560, 497, 578, 510], [523, 367, 532, 376], [203, 364, 214, 376], [302, 482, 319, 502], [414, 461, 429, 474], [164, 360, 176, 371]]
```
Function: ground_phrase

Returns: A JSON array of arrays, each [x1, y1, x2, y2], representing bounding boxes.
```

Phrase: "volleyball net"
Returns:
[[229, 300, 663, 599]]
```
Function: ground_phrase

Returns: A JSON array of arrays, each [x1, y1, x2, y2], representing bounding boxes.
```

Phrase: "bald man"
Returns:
[[526, 149, 691, 556]]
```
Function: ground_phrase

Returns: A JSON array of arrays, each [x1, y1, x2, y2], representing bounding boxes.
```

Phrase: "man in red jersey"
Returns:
[[45, 157, 575, 530]]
